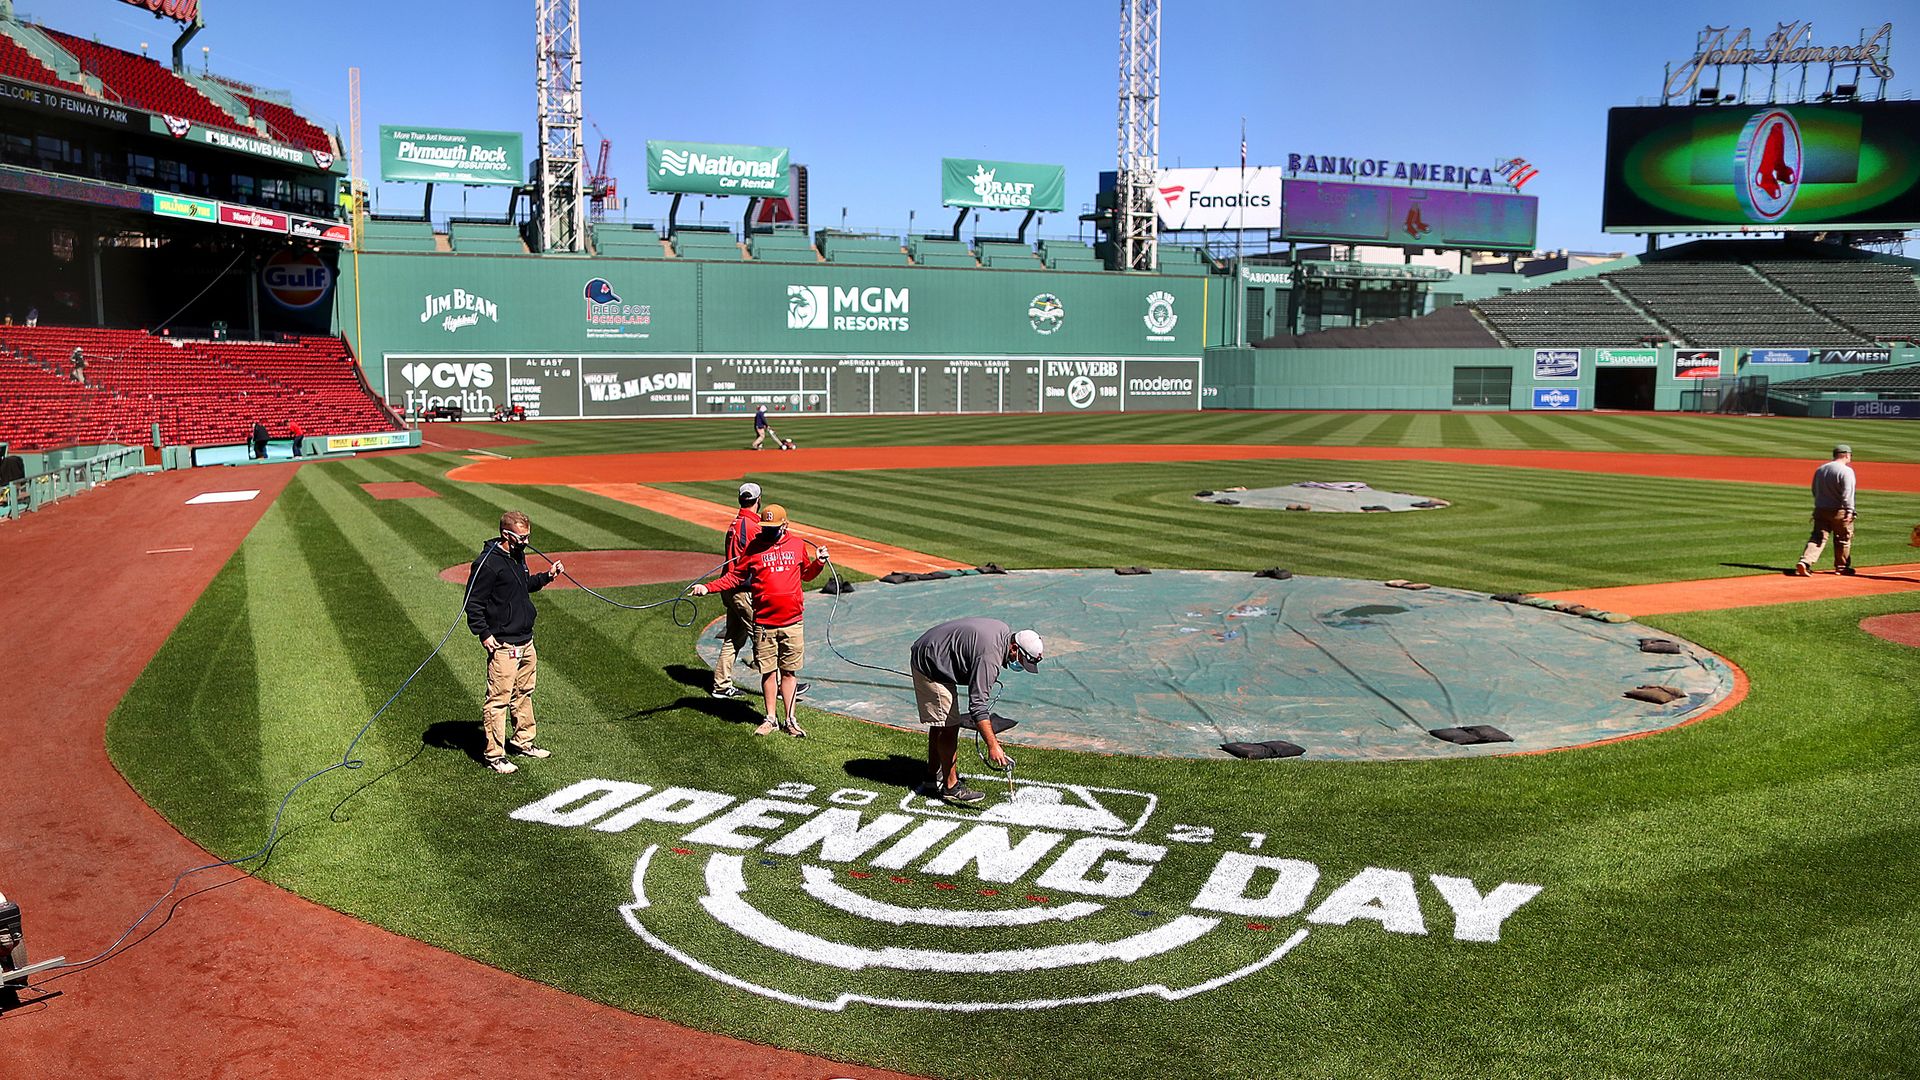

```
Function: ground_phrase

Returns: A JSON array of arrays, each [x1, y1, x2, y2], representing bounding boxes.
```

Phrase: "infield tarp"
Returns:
[[1194, 482, 1445, 512], [699, 569, 1735, 761]]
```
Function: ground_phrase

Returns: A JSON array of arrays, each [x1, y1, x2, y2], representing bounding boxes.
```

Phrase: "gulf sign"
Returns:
[[1674, 350, 1722, 379], [261, 249, 332, 310]]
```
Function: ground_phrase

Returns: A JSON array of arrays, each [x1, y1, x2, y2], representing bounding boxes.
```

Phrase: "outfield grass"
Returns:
[[107, 415, 1920, 1079], [453, 409, 1920, 464]]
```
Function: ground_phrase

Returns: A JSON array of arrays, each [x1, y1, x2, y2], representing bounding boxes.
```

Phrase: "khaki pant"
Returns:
[[754, 623, 805, 673], [913, 669, 965, 727], [483, 640, 538, 760], [713, 589, 755, 690], [1800, 508, 1855, 570]]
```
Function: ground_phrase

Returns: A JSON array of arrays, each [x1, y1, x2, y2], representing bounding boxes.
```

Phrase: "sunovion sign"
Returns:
[[511, 773, 1545, 1012], [648, 140, 789, 197]]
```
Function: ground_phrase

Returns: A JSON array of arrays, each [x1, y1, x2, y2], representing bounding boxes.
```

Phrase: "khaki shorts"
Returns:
[[913, 669, 965, 728], [754, 623, 804, 673]]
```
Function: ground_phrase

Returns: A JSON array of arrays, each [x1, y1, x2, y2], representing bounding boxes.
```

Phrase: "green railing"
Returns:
[[1, 444, 147, 521]]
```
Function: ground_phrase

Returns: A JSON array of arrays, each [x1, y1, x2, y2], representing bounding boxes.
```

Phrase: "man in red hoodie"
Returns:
[[692, 504, 827, 736], [710, 482, 762, 699]]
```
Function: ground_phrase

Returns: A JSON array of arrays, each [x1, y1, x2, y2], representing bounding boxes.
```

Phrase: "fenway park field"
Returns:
[[16, 411, 1920, 1079]]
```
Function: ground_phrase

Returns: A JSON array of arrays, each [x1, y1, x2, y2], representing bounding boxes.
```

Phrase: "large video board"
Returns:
[[1602, 102, 1920, 233], [1279, 180, 1537, 251]]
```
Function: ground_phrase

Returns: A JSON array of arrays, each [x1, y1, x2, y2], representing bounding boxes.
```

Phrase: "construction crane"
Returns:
[[588, 121, 617, 222]]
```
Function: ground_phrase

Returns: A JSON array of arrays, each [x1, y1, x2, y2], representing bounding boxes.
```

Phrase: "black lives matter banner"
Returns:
[[383, 355, 1201, 419]]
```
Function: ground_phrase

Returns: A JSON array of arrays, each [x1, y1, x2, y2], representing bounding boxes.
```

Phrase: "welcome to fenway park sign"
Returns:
[[512, 773, 1544, 1012], [120, 0, 200, 24]]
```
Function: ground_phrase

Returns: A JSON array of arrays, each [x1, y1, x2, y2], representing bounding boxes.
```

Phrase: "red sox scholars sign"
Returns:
[[511, 772, 1544, 1012]]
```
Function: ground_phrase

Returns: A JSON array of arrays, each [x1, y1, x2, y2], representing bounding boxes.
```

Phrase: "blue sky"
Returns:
[[37, 0, 1905, 252]]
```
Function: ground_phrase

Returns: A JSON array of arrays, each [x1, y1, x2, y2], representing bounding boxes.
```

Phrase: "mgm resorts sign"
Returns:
[[1666, 21, 1894, 100]]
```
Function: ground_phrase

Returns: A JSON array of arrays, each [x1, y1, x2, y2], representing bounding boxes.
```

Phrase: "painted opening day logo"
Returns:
[[1144, 291, 1179, 341], [1734, 109, 1801, 223], [419, 288, 499, 333], [510, 774, 1544, 1012], [1028, 293, 1065, 335], [787, 284, 910, 332], [583, 278, 652, 339]]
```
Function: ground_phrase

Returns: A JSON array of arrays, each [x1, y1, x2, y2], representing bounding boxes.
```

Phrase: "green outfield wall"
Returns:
[[339, 252, 1227, 418], [1201, 345, 1920, 412]]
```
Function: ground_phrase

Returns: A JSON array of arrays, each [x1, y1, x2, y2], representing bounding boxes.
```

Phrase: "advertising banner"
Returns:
[[1820, 348, 1892, 365], [1742, 347, 1811, 365], [153, 193, 217, 222], [218, 203, 289, 233], [1595, 348, 1659, 367], [324, 431, 410, 453], [1282, 179, 1538, 251], [1602, 102, 1920, 233], [290, 214, 352, 244], [1533, 348, 1580, 379], [1153, 167, 1284, 230], [1674, 349, 1723, 379], [0, 77, 139, 129], [581, 357, 695, 417], [1532, 387, 1581, 410], [380, 126, 525, 185], [1833, 400, 1920, 419], [646, 140, 789, 197], [941, 159, 1065, 212]]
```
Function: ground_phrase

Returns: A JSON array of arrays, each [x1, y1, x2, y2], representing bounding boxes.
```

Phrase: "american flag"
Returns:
[[1240, 121, 1247, 170]]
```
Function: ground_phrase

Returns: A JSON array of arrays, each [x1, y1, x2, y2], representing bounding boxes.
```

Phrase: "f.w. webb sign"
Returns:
[[511, 772, 1544, 1012]]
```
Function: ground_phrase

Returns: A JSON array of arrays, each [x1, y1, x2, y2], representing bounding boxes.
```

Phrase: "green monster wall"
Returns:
[[337, 252, 1227, 418]]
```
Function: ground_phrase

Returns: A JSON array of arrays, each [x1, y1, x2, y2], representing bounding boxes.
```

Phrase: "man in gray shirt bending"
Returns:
[[909, 617, 1044, 806], [1795, 443, 1857, 577]]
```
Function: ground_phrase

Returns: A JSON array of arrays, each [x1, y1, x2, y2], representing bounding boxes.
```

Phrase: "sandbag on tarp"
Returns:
[[1221, 740, 1307, 759], [1254, 567, 1293, 580], [1624, 685, 1687, 704], [1428, 725, 1513, 745], [820, 576, 855, 595]]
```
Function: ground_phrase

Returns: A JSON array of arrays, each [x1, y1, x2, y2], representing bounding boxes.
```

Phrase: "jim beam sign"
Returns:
[[1667, 22, 1894, 101]]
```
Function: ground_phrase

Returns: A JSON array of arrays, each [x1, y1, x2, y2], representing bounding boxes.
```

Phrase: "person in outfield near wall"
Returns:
[[1795, 443, 1857, 577], [691, 504, 827, 737], [466, 510, 563, 773], [908, 618, 1043, 806], [750, 404, 782, 450]]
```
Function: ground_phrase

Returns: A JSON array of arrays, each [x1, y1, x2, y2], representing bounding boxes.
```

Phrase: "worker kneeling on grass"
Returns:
[[692, 504, 827, 737], [909, 618, 1043, 806]]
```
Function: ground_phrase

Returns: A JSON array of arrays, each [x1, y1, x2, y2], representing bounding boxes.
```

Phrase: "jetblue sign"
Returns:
[[1532, 387, 1580, 410], [1833, 400, 1919, 420]]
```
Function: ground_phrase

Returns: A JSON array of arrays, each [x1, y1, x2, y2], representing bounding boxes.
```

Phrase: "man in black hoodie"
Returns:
[[466, 510, 564, 774]]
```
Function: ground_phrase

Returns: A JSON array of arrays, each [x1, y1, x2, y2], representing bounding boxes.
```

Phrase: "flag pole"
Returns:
[[1236, 117, 1246, 345]]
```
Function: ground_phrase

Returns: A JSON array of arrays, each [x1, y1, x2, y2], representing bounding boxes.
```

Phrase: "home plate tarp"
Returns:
[[697, 569, 1736, 761], [1194, 482, 1445, 512]]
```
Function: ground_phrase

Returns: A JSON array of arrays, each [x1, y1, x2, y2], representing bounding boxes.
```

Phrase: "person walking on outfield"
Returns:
[[691, 504, 827, 736], [909, 618, 1044, 806], [1796, 443, 1857, 577], [711, 482, 762, 699], [750, 404, 780, 450], [466, 510, 563, 773]]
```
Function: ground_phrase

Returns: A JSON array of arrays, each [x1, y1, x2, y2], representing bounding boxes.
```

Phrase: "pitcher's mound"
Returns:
[[1861, 612, 1920, 648], [439, 549, 717, 589]]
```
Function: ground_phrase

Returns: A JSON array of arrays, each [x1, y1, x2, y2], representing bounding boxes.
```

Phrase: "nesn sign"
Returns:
[[1532, 387, 1579, 410]]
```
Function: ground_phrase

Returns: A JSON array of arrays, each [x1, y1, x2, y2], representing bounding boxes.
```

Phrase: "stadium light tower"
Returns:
[[536, 0, 587, 252], [1117, 0, 1160, 272]]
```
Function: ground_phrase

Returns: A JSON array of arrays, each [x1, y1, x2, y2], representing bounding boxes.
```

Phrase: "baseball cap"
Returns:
[[1012, 629, 1045, 672], [738, 481, 761, 504], [1834, 443, 1852, 456], [758, 503, 789, 528]]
